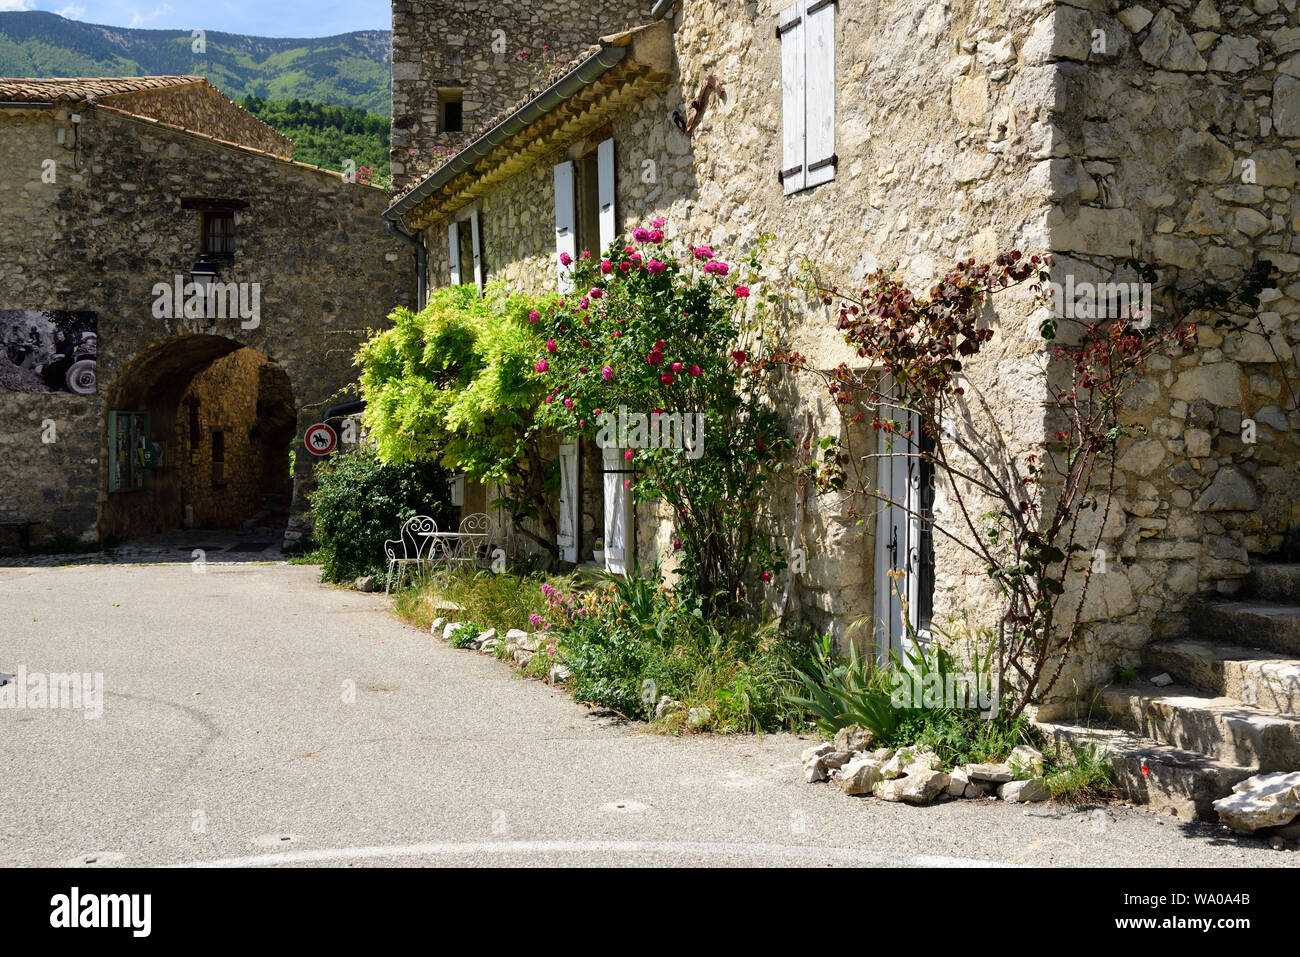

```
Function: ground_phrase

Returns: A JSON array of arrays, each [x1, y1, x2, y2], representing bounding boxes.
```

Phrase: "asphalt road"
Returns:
[[0, 555, 1293, 868]]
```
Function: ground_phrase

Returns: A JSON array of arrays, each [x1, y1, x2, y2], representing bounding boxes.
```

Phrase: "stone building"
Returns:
[[384, 0, 1300, 814], [0, 76, 411, 547]]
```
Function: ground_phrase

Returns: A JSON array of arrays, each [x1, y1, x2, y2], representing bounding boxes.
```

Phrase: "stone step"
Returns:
[[1202, 601, 1300, 657], [1248, 564, 1300, 603], [1033, 721, 1256, 821], [1099, 683, 1300, 771], [1143, 638, 1300, 716]]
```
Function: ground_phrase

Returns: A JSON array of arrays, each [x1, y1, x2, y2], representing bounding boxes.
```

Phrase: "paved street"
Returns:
[[0, 553, 1292, 868]]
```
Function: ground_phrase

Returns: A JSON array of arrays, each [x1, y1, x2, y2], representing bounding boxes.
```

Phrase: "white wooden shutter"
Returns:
[[804, 0, 837, 188], [553, 160, 577, 292], [778, 1, 806, 195], [447, 220, 461, 285], [469, 209, 483, 289], [557, 440, 579, 563], [597, 137, 616, 256], [602, 444, 634, 574]]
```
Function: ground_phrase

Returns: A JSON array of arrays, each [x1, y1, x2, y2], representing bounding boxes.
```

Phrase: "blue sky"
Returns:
[[0, 0, 391, 36]]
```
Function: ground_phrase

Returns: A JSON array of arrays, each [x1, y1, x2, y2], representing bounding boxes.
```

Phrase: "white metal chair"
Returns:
[[455, 511, 492, 565], [384, 515, 440, 596]]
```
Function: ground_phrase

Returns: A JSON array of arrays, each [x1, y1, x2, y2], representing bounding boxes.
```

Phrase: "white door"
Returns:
[[557, 440, 579, 563], [873, 407, 933, 662]]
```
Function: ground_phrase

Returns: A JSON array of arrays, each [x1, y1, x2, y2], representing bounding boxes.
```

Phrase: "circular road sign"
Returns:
[[304, 423, 338, 456]]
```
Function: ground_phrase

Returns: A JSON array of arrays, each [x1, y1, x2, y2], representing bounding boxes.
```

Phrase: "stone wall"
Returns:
[[1036, 0, 1300, 709], [403, 0, 1300, 713], [98, 80, 295, 158], [390, 0, 658, 191], [411, 0, 1053, 646], [0, 103, 411, 544]]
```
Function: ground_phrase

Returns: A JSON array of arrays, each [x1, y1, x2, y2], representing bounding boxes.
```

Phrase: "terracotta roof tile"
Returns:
[[0, 76, 205, 103]]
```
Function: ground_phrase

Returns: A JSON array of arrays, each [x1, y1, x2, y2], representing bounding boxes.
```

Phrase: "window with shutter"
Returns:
[[468, 208, 483, 289], [804, 0, 837, 188], [557, 440, 579, 563], [447, 221, 461, 285], [601, 444, 634, 575], [778, 0, 837, 194], [778, 3, 806, 195], [597, 137, 616, 254], [553, 160, 577, 292]]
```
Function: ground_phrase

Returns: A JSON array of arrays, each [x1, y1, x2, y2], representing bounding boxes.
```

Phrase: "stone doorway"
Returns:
[[101, 335, 296, 541]]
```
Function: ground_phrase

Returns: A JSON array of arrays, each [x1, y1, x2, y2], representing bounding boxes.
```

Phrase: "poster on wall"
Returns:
[[0, 309, 98, 395]]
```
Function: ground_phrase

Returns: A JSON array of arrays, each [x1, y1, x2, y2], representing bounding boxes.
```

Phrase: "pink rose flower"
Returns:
[[652, 218, 666, 228], [660, 372, 674, 385], [560, 252, 573, 266], [735, 286, 750, 298], [619, 261, 632, 273], [578, 297, 590, 309], [694, 246, 713, 260], [731, 350, 747, 365], [589, 287, 603, 299], [528, 310, 540, 323], [600, 260, 613, 274], [624, 449, 634, 461], [671, 362, 682, 372], [760, 571, 771, 582], [646, 259, 666, 275], [546, 339, 557, 353], [647, 351, 663, 366], [649, 229, 664, 243], [689, 364, 702, 377], [564, 397, 573, 409], [716, 262, 729, 276], [535, 359, 549, 373], [632, 227, 650, 242], [601, 365, 613, 381]]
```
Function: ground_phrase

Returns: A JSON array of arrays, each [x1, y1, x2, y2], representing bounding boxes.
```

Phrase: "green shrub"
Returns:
[[554, 565, 806, 732], [393, 565, 570, 634], [308, 445, 453, 583], [447, 621, 482, 648], [1044, 741, 1121, 804]]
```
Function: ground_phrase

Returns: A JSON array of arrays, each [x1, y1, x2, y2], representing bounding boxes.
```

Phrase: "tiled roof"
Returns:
[[0, 76, 205, 103]]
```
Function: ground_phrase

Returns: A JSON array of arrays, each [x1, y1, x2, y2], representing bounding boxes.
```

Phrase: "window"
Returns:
[[201, 210, 235, 257], [778, 0, 837, 194], [439, 89, 464, 133], [554, 138, 616, 292], [446, 205, 483, 290]]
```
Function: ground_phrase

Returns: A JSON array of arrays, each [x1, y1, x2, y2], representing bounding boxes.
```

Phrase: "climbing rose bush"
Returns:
[[531, 224, 789, 613]]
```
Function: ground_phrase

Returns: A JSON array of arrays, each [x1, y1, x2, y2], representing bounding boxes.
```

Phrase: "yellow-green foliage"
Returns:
[[356, 283, 549, 484]]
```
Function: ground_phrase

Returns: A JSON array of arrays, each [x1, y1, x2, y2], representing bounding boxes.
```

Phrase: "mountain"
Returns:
[[0, 10, 392, 116]]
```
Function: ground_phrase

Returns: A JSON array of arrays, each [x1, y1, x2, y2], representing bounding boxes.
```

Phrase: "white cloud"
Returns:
[[56, 3, 86, 18], [128, 4, 172, 28], [0, 1, 36, 12]]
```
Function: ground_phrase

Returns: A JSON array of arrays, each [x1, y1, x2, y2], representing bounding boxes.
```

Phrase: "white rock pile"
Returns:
[[430, 617, 566, 684], [802, 729, 1051, 806], [1212, 771, 1300, 835]]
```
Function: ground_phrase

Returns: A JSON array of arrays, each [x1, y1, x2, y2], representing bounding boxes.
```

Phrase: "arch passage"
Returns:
[[101, 335, 296, 540]]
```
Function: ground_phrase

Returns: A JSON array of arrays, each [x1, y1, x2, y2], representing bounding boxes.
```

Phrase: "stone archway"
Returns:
[[101, 334, 296, 540]]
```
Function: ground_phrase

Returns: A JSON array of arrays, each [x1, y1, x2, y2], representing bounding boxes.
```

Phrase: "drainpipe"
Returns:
[[386, 218, 426, 309], [650, 0, 677, 18]]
